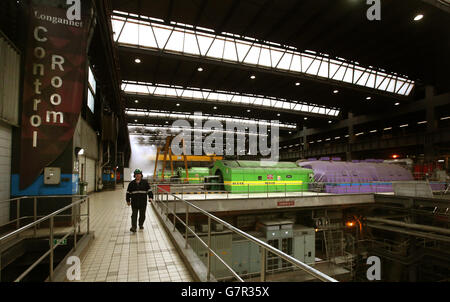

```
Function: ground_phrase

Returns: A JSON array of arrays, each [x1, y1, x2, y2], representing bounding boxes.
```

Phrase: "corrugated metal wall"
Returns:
[[0, 32, 20, 125], [0, 123, 12, 225], [0, 32, 20, 225]]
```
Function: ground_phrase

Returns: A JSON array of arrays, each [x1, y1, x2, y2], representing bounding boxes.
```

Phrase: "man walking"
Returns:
[[126, 169, 153, 233]]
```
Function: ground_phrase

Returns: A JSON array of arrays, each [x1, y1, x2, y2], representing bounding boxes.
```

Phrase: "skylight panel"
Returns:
[[386, 78, 396, 93], [119, 21, 139, 45], [243, 45, 260, 65], [366, 73, 376, 89], [113, 13, 414, 96], [405, 83, 414, 96], [197, 33, 214, 55], [152, 24, 172, 49], [378, 76, 390, 90], [356, 71, 370, 86], [123, 81, 340, 117], [332, 65, 346, 81], [270, 48, 284, 68], [301, 55, 313, 73], [111, 19, 124, 42], [258, 47, 272, 67], [342, 68, 353, 83], [139, 23, 158, 48], [223, 39, 238, 61], [207, 38, 225, 59], [277, 52, 293, 70], [329, 62, 340, 78], [184, 31, 200, 55], [317, 60, 329, 78], [306, 58, 321, 76], [235, 41, 251, 62], [165, 29, 184, 52], [290, 54, 301, 72]]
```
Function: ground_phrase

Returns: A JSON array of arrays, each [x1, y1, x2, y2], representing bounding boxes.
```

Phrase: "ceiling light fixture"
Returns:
[[134, 58, 141, 63], [295, 82, 300, 86], [395, 102, 400, 106], [250, 75, 256, 80], [366, 96, 372, 100], [197, 67, 203, 72], [304, 117, 308, 120], [333, 90, 339, 94], [414, 14, 424, 21], [134, 100, 139, 103]]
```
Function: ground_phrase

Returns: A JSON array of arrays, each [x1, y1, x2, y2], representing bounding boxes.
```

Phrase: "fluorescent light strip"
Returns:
[[384, 127, 392, 131], [355, 132, 364, 136], [112, 12, 414, 96], [122, 81, 340, 117], [370, 130, 377, 133], [417, 121, 427, 124], [125, 109, 296, 129], [399, 124, 408, 128], [441, 116, 450, 120]]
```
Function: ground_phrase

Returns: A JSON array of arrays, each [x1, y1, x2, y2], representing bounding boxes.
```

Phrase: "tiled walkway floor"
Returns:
[[79, 186, 193, 282]]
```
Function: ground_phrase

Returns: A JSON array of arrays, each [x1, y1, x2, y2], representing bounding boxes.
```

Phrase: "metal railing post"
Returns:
[[261, 248, 266, 282], [166, 193, 169, 221], [173, 201, 176, 232], [78, 203, 81, 234], [49, 216, 54, 281], [74, 204, 78, 249], [207, 216, 211, 282], [16, 199, 20, 229], [185, 204, 189, 249], [33, 197, 37, 237], [87, 196, 90, 234]]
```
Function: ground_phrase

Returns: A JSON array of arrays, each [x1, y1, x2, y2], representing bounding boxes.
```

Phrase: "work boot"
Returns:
[[139, 225, 144, 230], [130, 227, 136, 233]]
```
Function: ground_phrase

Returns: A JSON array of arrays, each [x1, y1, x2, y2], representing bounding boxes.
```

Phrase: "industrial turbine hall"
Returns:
[[0, 0, 449, 288]]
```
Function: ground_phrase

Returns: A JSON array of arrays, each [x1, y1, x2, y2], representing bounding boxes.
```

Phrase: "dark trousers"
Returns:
[[131, 204, 147, 229]]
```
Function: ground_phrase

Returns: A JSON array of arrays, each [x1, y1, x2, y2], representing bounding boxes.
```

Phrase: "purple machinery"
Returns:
[[297, 159, 414, 193]]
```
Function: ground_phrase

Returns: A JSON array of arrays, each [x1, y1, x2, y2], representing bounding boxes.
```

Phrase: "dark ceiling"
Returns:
[[110, 0, 450, 137]]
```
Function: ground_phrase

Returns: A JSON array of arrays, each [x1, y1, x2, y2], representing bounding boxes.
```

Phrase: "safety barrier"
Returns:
[[0, 195, 90, 282], [152, 184, 337, 282]]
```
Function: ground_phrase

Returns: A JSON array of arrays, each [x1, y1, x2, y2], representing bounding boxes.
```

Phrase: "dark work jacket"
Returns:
[[126, 179, 153, 207]]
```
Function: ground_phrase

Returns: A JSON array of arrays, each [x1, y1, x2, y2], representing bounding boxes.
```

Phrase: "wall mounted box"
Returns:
[[44, 167, 61, 185]]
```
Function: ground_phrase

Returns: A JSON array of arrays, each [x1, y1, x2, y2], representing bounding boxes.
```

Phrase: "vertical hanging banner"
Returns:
[[19, 0, 92, 189]]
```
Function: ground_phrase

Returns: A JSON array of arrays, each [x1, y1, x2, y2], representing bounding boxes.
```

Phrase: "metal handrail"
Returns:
[[153, 184, 337, 282], [0, 195, 90, 282], [0, 195, 88, 234], [148, 181, 450, 200]]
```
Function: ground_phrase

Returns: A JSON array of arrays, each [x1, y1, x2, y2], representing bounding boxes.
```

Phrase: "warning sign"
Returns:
[[277, 201, 295, 207], [267, 174, 273, 180]]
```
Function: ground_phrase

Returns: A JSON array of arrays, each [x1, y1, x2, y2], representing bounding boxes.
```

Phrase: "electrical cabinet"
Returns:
[[187, 232, 232, 280], [293, 225, 315, 265]]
